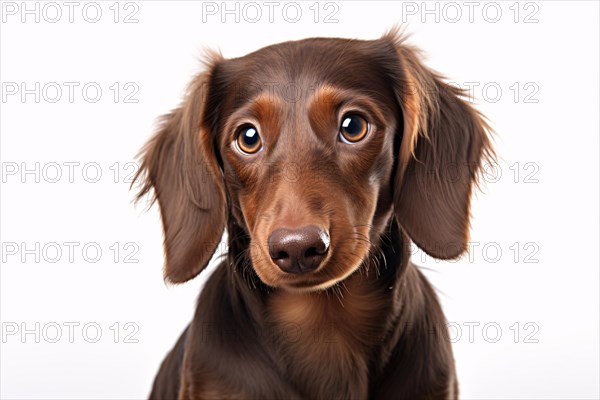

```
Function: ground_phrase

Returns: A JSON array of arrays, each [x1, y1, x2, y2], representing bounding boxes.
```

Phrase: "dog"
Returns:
[[135, 28, 494, 399]]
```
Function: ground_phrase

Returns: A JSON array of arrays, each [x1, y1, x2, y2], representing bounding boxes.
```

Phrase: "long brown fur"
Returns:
[[135, 28, 494, 399]]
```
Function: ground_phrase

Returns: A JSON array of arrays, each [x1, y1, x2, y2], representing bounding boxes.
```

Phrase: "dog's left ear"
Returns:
[[134, 58, 227, 283], [386, 32, 494, 259]]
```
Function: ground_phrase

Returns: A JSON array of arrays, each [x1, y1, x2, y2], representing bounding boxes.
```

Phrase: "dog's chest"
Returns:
[[267, 276, 391, 399]]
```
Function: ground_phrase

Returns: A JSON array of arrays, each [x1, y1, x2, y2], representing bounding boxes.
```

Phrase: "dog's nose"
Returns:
[[268, 225, 330, 274]]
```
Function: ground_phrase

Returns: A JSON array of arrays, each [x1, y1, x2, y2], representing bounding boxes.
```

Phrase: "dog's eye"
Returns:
[[339, 114, 369, 144], [236, 125, 263, 154]]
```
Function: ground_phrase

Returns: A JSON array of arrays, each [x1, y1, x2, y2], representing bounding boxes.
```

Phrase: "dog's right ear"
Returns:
[[384, 29, 494, 260], [134, 60, 226, 284]]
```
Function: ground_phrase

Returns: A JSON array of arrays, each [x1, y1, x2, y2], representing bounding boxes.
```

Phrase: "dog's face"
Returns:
[[215, 39, 399, 290], [136, 30, 493, 291]]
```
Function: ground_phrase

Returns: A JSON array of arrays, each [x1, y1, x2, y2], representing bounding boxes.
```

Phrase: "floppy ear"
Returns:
[[388, 33, 494, 259], [134, 63, 227, 283]]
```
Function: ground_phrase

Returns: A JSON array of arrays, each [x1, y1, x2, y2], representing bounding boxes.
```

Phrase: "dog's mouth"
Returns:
[[280, 264, 364, 292]]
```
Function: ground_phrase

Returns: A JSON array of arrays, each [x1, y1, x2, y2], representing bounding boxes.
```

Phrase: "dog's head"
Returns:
[[136, 29, 493, 291]]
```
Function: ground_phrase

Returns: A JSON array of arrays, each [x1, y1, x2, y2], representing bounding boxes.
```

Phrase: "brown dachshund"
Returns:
[[135, 28, 494, 399]]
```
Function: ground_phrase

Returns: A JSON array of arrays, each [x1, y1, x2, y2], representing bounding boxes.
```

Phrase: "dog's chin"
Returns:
[[258, 262, 365, 294], [279, 278, 346, 293]]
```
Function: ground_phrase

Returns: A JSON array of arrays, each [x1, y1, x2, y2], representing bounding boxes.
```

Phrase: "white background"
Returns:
[[1, 1, 598, 399]]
